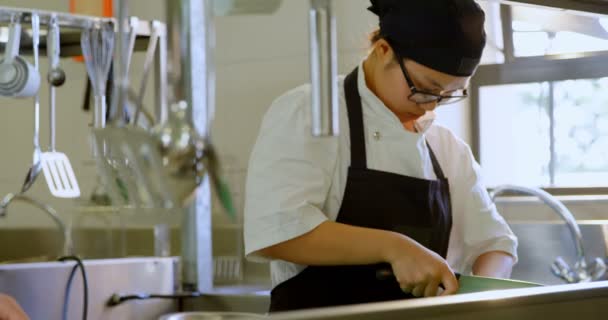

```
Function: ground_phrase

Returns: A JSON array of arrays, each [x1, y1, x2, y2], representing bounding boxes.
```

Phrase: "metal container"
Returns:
[[159, 312, 266, 320]]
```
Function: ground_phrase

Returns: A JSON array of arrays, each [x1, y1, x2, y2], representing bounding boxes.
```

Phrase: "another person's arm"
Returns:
[[259, 221, 403, 265], [0, 294, 29, 320], [458, 143, 518, 278], [472, 251, 515, 278]]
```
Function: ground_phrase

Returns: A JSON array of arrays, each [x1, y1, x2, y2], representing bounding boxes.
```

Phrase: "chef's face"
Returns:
[[367, 39, 470, 123]]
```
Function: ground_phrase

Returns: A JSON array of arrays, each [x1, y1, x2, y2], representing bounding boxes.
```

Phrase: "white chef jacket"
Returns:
[[244, 62, 518, 289]]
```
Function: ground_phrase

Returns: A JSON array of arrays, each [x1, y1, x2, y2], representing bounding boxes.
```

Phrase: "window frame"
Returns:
[[471, 4, 608, 195], [470, 50, 608, 194]]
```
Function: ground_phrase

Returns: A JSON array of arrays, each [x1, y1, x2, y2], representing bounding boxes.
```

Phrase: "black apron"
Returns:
[[269, 67, 453, 312]]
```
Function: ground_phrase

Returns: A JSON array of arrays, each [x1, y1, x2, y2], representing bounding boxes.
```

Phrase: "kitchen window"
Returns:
[[478, 78, 608, 188], [471, 4, 608, 191]]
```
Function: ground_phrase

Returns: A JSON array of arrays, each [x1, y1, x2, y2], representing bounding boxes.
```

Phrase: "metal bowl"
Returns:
[[159, 312, 266, 320]]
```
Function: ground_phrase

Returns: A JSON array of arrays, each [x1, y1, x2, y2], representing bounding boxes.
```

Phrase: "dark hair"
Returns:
[[369, 28, 383, 46]]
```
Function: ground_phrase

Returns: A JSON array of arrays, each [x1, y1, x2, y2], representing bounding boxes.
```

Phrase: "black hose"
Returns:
[[58, 256, 89, 320], [62, 263, 79, 320]]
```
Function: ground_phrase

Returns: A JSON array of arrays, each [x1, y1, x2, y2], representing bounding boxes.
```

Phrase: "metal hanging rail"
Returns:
[[0, 6, 161, 57], [0, 6, 109, 29]]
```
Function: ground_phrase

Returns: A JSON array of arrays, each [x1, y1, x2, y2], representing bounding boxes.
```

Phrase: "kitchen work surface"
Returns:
[[267, 281, 608, 320]]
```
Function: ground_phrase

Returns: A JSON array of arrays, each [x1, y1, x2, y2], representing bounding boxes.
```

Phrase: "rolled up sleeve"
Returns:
[[461, 148, 519, 269], [244, 88, 338, 262]]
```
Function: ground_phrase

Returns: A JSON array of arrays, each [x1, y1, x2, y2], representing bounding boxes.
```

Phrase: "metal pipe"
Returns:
[[309, 0, 339, 137], [165, 0, 214, 293], [0, 193, 73, 256], [491, 185, 586, 263]]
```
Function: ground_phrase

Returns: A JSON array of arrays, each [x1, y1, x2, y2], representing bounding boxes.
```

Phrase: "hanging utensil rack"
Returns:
[[0, 5, 167, 135]]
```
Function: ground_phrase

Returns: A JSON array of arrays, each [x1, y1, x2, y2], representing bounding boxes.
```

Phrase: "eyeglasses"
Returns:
[[395, 55, 468, 106]]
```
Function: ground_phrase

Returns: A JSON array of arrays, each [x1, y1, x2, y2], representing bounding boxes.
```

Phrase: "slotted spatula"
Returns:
[[41, 16, 80, 198]]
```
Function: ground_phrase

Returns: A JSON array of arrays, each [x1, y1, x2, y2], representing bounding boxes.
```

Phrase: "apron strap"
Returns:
[[345, 67, 447, 180], [426, 142, 446, 180], [344, 67, 368, 169]]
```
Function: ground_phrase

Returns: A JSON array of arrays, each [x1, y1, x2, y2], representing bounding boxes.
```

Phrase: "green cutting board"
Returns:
[[375, 269, 542, 294], [457, 274, 542, 294]]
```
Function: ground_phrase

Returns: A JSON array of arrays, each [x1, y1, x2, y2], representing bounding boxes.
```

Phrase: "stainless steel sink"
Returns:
[[510, 221, 608, 284], [159, 312, 267, 319]]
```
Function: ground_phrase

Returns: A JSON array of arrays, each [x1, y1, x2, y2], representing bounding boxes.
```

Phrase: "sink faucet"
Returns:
[[0, 193, 73, 257], [490, 185, 606, 283]]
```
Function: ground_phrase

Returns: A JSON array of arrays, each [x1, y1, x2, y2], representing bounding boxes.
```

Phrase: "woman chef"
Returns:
[[244, 0, 518, 312]]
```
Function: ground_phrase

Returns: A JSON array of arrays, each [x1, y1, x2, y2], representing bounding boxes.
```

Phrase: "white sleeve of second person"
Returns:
[[460, 145, 519, 269], [244, 88, 338, 262]]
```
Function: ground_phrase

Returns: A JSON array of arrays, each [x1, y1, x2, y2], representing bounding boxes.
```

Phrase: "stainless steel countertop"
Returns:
[[267, 281, 608, 320]]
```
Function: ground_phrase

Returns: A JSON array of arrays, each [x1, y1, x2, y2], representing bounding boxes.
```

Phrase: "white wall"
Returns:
[[0, 0, 474, 229]]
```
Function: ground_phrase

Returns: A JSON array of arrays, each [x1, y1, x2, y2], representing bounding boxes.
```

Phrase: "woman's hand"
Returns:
[[0, 294, 29, 320], [384, 235, 459, 297]]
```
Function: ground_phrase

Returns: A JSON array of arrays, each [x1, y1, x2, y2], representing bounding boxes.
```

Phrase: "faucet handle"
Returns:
[[551, 256, 578, 283], [590, 257, 607, 281], [552, 256, 607, 283]]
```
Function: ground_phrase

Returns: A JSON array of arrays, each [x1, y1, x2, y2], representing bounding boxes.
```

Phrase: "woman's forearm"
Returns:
[[258, 221, 460, 296], [472, 251, 515, 278], [257, 221, 412, 266]]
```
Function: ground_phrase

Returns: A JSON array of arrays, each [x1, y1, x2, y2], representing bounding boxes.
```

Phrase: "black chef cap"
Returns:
[[368, 0, 486, 77]]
